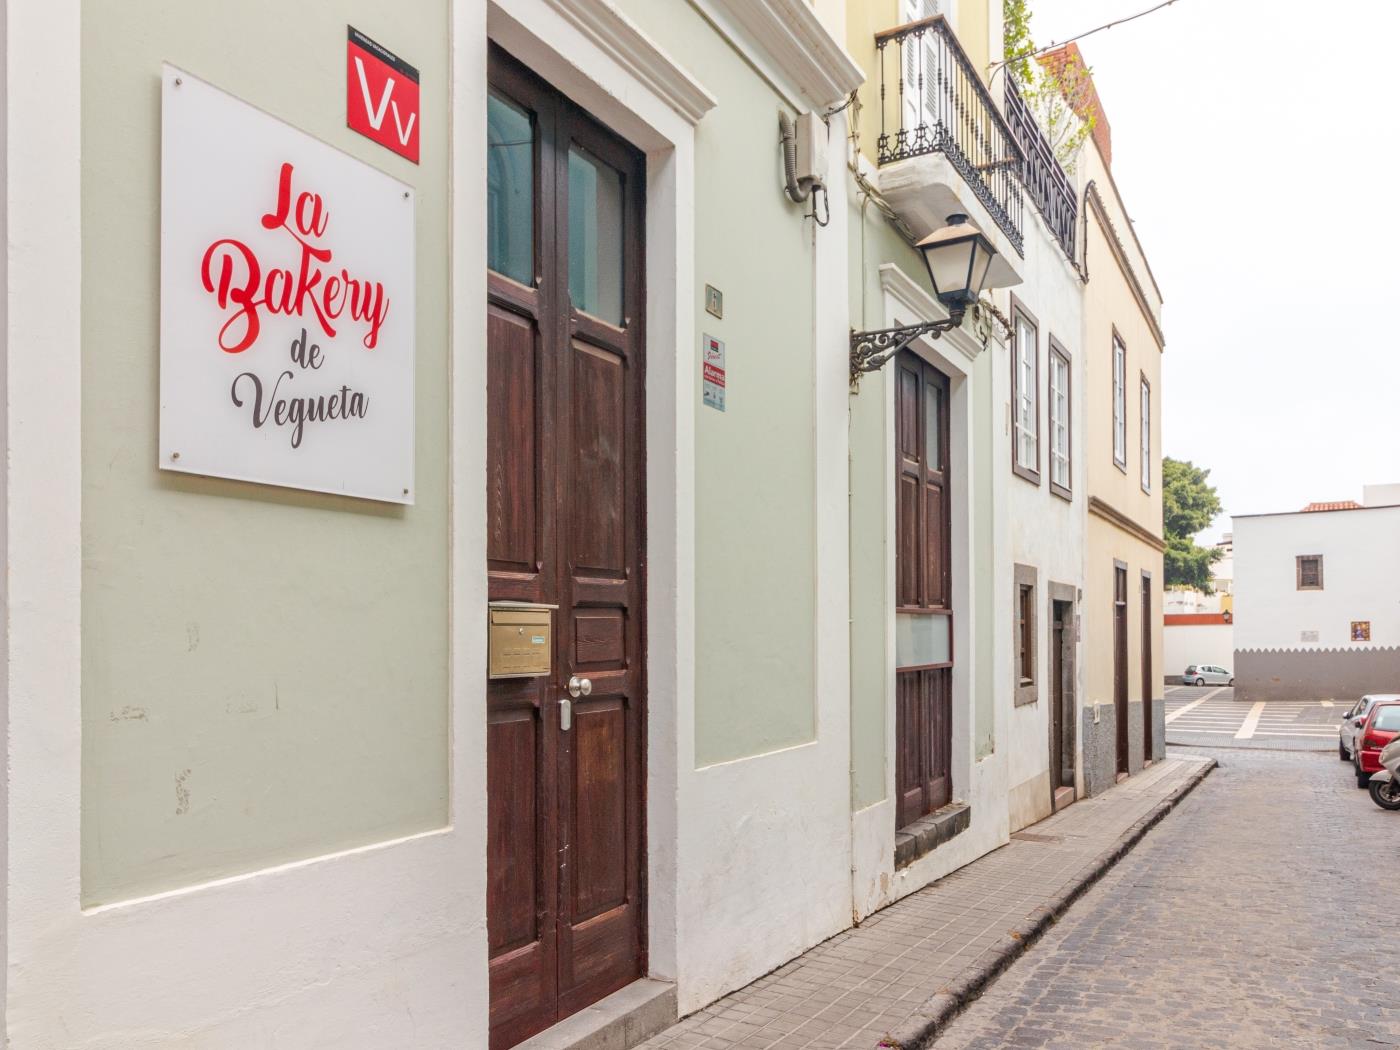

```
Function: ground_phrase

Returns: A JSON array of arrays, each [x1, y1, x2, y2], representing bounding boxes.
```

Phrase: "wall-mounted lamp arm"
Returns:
[[849, 309, 966, 387]]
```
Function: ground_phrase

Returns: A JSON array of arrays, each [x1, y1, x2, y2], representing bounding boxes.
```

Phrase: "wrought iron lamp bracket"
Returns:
[[849, 309, 966, 388]]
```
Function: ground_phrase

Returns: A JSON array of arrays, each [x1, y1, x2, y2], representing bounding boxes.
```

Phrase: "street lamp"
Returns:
[[850, 213, 998, 383]]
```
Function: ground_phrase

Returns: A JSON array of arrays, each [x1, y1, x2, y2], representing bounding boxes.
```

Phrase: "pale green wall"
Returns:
[[846, 192, 997, 810], [619, 1, 819, 765], [81, 0, 450, 904]]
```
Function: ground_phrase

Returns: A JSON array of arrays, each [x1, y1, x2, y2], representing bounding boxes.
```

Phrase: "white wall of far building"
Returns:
[[1233, 506, 1400, 650], [1364, 483, 1400, 507], [1165, 624, 1235, 676]]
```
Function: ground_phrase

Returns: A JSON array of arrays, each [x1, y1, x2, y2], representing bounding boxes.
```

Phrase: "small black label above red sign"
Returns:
[[347, 26, 420, 164]]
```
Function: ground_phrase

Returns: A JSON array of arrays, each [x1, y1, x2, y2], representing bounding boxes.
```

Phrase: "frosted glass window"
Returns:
[[897, 613, 951, 668], [568, 146, 624, 324], [487, 93, 534, 285]]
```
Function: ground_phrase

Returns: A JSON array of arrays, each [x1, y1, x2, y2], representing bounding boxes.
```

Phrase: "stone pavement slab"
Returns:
[[639, 757, 1214, 1050]]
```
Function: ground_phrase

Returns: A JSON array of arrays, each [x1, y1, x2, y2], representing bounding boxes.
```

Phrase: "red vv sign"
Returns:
[[346, 27, 420, 164]]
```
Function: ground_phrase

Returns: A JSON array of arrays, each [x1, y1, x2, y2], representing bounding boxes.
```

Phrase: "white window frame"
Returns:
[[1049, 341, 1071, 497], [1140, 374, 1151, 493], [1011, 303, 1039, 482], [1112, 334, 1126, 470]]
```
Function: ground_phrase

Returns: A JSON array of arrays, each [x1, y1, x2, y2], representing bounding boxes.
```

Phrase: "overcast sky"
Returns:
[[1032, 0, 1400, 541]]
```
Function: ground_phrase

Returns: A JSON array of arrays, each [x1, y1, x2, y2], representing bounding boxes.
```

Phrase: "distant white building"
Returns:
[[1233, 487, 1400, 701], [1163, 533, 1234, 680]]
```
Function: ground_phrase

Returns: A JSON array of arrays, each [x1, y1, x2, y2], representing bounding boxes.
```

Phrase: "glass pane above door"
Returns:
[[568, 146, 624, 324], [487, 92, 533, 285]]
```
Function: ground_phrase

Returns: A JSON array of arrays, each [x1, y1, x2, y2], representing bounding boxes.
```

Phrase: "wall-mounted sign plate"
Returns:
[[705, 284, 723, 319], [702, 334, 726, 412], [159, 65, 416, 503], [347, 27, 420, 163]]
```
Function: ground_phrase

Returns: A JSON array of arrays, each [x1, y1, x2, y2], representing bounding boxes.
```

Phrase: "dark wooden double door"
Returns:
[[486, 48, 647, 1050], [895, 353, 953, 828]]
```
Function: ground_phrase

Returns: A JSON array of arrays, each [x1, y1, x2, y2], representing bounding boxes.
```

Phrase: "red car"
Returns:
[[1354, 701, 1400, 788]]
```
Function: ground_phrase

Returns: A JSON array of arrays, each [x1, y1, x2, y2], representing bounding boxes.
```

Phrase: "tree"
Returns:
[[1002, 0, 1096, 171], [1162, 457, 1224, 592]]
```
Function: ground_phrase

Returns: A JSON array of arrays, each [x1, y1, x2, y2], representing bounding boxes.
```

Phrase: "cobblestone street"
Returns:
[[936, 746, 1400, 1049]]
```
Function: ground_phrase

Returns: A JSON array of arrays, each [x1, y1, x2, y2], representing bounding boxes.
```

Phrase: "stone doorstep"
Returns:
[[515, 979, 677, 1050], [894, 802, 972, 870]]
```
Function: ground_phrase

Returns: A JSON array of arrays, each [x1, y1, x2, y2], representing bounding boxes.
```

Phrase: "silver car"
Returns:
[[1340, 694, 1400, 761], [1183, 664, 1233, 687]]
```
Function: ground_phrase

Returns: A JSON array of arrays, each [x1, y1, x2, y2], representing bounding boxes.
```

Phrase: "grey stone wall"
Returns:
[[1081, 703, 1118, 798], [1151, 697, 1166, 762], [1236, 647, 1400, 703], [1127, 700, 1145, 773]]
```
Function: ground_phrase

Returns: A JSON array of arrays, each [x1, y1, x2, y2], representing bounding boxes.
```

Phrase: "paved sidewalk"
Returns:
[[640, 757, 1214, 1050]]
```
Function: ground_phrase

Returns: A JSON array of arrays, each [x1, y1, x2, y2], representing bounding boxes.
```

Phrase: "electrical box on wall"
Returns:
[[793, 111, 827, 184]]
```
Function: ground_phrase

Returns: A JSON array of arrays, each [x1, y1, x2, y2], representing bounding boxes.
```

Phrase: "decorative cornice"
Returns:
[[691, 0, 865, 109], [878, 262, 982, 362], [1085, 183, 1165, 352], [1088, 495, 1166, 552], [544, 0, 717, 125]]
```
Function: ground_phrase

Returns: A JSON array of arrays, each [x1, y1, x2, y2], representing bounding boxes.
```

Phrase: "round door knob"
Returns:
[[568, 675, 592, 698]]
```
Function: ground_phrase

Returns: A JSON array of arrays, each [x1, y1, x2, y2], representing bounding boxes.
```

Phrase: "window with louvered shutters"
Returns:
[[903, 0, 943, 135]]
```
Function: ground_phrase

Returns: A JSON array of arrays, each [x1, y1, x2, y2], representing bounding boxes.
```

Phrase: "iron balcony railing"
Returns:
[[875, 15, 1024, 254], [1003, 74, 1078, 260]]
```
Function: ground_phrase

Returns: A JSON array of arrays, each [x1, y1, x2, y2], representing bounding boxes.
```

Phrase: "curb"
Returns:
[[876, 759, 1217, 1050]]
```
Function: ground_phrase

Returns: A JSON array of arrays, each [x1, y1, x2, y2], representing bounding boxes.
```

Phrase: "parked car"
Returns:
[[1339, 694, 1400, 761], [1183, 664, 1233, 686], [1353, 700, 1400, 788]]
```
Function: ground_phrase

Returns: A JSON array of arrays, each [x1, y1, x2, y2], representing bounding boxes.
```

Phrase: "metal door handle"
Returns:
[[559, 697, 572, 731], [568, 676, 592, 698]]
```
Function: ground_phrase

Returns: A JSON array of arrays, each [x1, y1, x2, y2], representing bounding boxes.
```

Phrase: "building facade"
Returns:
[[1234, 491, 1400, 702], [1070, 47, 1168, 794], [0, 2, 1165, 1047]]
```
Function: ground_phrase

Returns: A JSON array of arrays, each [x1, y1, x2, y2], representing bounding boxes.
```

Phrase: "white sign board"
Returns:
[[160, 65, 416, 503]]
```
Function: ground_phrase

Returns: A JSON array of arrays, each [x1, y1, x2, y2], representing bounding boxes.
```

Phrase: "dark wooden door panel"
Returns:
[[569, 339, 628, 577], [894, 352, 953, 830], [1114, 566, 1129, 774], [487, 43, 646, 1049], [1141, 577, 1153, 760], [487, 303, 543, 580]]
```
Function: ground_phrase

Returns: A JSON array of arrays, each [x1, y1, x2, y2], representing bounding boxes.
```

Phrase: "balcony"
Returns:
[[874, 16, 1025, 256], [1003, 75, 1078, 260]]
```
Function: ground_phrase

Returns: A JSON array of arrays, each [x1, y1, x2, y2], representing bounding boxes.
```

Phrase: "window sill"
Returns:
[[895, 802, 971, 870], [1012, 463, 1041, 486], [1014, 683, 1037, 707]]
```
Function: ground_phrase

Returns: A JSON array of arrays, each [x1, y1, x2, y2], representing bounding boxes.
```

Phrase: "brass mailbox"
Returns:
[[488, 602, 556, 679]]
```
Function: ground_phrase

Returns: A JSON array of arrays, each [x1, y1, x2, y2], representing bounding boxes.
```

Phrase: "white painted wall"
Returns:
[[1001, 194, 1086, 833], [1234, 506, 1400, 650], [1165, 624, 1235, 677]]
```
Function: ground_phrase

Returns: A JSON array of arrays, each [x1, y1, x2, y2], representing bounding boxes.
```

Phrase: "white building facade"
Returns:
[[1234, 492, 1400, 701]]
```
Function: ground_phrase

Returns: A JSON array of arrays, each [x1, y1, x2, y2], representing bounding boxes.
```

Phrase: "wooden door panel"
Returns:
[[488, 303, 543, 581], [928, 670, 951, 810], [569, 339, 628, 577], [924, 484, 946, 609], [488, 708, 543, 955], [568, 697, 629, 920]]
